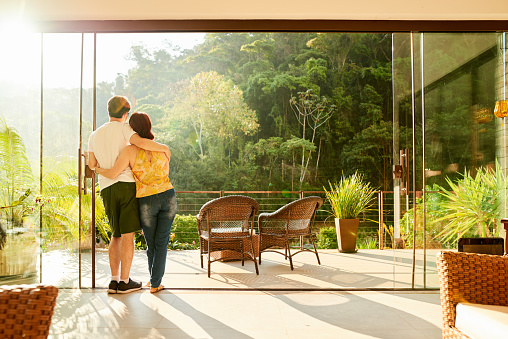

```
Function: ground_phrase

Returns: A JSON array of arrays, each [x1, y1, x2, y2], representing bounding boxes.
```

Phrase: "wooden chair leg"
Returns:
[[241, 239, 245, 266], [311, 234, 321, 265], [250, 236, 259, 275], [258, 236, 263, 264], [200, 239, 204, 268], [254, 256, 259, 275], [207, 239, 211, 277], [286, 238, 294, 270]]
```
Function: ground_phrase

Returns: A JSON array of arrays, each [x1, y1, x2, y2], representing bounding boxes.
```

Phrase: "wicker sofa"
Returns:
[[0, 285, 59, 338], [436, 251, 508, 339]]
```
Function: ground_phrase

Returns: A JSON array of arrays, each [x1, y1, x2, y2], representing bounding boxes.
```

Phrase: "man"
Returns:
[[88, 95, 170, 294]]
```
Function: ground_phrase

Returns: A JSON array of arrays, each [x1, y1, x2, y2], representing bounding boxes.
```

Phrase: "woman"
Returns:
[[96, 112, 177, 293]]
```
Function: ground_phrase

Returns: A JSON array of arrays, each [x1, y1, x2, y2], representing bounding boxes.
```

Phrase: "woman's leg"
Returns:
[[150, 189, 177, 288], [138, 195, 158, 279]]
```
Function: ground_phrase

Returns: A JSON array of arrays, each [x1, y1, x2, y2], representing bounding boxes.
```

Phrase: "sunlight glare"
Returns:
[[0, 18, 40, 88], [0, 18, 34, 37]]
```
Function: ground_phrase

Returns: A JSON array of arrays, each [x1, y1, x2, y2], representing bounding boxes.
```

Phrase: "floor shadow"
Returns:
[[50, 290, 253, 338], [273, 291, 441, 338]]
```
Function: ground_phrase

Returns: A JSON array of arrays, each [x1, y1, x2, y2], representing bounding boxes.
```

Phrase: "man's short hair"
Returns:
[[108, 96, 131, 118]]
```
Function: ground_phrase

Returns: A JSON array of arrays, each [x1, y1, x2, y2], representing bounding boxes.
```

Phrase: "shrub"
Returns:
[[169, 214, 199, 250], [316, 226, 337, 249]]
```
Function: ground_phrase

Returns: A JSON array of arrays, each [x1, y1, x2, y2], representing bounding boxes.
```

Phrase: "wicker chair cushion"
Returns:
[[258, 218, 311, 234], [437, 251, 508, 339], [455, 303, 508, 339]]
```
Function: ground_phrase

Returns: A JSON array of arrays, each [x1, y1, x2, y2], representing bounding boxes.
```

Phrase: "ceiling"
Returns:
[[2, 0, 507, 21]]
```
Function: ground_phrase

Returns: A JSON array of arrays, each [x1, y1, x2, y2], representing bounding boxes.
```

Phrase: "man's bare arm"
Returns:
[[130, 133, 171, 159], [88, 152, 98, 170], [95, 147, 132, 179]]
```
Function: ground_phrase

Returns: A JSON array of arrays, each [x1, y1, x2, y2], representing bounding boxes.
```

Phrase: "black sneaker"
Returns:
[[108, 280, 119, 294], [117, 278, 142, 294]]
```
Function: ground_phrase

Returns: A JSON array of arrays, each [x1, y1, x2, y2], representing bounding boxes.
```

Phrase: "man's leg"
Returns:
[[115, 182, 142, 294], [119, 232, 135, 281], [117, 231, 141, 293], [109, 236, 121, 277], [101, 185, 122, 293]]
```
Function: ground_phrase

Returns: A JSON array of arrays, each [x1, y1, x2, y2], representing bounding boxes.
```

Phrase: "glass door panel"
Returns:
[[79, 33, 97, 288], [0, 31, 41, 285], [422, 33, 502, 288], [392, 32, 423, 288], [40, 33, 83, 287]]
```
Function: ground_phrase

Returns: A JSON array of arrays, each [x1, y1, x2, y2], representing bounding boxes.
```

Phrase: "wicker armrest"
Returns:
[[0, 284, 59, 338], [437, 251, 508, 337], [258, 212, 275, 224]]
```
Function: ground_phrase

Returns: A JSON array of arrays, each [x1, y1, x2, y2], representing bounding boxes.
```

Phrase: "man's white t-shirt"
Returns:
[[88, 121, 136, 190]]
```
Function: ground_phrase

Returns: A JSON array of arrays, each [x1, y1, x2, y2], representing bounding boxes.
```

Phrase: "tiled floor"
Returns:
[[49, 289, 442, 338], [35, 249, 442, 290], [6, 249, 445, 338]]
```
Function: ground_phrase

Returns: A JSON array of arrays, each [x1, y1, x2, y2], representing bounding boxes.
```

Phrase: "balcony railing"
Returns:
[[171, 190, 424, 250]]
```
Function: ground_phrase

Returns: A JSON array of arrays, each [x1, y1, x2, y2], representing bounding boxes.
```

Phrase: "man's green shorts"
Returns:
[[100, 182, 141, 238]]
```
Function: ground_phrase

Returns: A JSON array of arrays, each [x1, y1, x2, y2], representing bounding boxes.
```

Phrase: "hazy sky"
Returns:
[[0, 32, 205, 88]]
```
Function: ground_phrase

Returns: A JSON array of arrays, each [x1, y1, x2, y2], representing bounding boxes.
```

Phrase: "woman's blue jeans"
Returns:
[[138, 188, 177, 288]]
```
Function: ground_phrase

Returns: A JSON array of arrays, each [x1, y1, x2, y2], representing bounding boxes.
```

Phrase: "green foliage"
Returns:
[[159, 71, 259, 163], [170, 214, 199, 248], [289, 89, 335, 187], [144, 32, 393, 191], [316, 225, 378, 249], [431, 164, 504, 246], [341, 121, 410, 190], [0, 116, 34, 212], [36, 157, 109, 249], [316, 226, 337, 249], [397, 184, 450, 249], [324, 172, 376, 219], [357, 237, 378, 249]]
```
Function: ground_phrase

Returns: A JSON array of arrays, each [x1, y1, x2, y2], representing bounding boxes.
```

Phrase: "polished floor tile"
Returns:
[[49, 290, 442, 339], [32, 248, 441, 290]]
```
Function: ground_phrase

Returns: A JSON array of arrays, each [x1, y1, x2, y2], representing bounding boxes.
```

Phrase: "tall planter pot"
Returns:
[[335, 218, 359, 253]]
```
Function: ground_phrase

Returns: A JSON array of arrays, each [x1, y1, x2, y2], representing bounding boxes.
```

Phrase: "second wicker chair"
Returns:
[[197, 195, 260, 277], [258, 196, 323, 270]]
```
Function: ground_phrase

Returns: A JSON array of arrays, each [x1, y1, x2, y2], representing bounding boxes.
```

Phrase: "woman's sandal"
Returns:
[[150, 285, 164, 293]]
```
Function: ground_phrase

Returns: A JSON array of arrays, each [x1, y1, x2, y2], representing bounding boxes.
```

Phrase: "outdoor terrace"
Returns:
[[23, 249, 443, 338], [2, 191, 449, 338]]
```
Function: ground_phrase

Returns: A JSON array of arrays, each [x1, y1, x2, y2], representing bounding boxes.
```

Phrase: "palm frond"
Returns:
[[432, 163, 504, 245]]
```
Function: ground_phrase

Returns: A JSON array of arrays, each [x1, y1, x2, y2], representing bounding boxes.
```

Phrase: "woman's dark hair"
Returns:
[[129, 112, 154, 140]]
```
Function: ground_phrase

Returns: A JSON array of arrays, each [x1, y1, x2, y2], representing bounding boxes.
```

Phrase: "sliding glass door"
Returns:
[[1, 29, 506, 289], [392, 32, 506, 288]]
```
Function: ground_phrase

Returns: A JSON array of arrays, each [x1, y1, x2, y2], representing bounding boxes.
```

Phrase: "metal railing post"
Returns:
[[378, 191, 384, 250]]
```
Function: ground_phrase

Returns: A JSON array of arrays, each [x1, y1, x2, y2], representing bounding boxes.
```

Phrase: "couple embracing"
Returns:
[[88, 95, 176, 294]]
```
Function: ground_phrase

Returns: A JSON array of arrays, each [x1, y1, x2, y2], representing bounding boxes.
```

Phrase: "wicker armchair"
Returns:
[[436, 251, 508, 339], [197, 195, 260, 277], [258, 196, 323, 270], [0, 284, 59, 339]]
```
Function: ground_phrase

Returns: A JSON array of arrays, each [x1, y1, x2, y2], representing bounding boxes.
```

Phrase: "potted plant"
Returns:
[[432, 163, 505, 252], [324, 172, 376, 253]]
